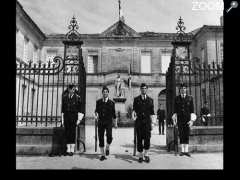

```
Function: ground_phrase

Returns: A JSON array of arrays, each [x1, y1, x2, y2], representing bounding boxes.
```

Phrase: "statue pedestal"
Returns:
[[113, 97, 127, 126], [113, 97, 127, 113]]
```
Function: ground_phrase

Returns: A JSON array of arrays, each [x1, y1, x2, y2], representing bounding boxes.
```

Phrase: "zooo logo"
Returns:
[[192, 0, 224, 11]]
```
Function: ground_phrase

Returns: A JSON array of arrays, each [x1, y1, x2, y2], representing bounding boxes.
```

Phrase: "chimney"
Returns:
[[220, 16, 223, 26]]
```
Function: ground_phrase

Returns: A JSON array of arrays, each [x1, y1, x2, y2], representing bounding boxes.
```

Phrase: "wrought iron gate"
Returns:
[[166, 17, 223, 150], [16, 17, 86, 149]]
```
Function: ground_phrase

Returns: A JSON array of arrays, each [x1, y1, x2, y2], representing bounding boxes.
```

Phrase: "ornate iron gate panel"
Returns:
[[16, 17, 86, 150], [166, 17, 223, 151], [166, 17, 223, 127]]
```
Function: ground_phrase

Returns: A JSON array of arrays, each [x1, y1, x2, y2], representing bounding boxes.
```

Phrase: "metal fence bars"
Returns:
[[166, 60, 223, 126], [16, 55, 86, 127]]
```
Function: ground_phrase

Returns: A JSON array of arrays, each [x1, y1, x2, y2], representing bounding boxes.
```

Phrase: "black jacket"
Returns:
[[95, 98, 116, 125], [173, 95, 194, 125], [61, 93, 81, 114], [133, 95, 154, 126]]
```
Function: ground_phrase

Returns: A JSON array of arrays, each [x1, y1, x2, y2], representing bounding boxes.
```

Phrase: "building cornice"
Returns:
[[16, 1, 46, 41], [192, 25, 223, 39], [45, 32, 194, 42]]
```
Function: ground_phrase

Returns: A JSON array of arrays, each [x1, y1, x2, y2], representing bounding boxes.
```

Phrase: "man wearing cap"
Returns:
[[132, 83, 155, 163], [61, 84, 84, 156], [95, 86, 117, 161], [172, 83, 196, 157]]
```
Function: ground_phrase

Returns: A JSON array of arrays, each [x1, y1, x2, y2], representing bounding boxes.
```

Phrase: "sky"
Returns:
[[18, 0, 223, 35]]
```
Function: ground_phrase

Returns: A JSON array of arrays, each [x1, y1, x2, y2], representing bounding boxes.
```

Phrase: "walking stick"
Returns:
[[75, 124, 78, 153], [173, 124, 178, 156], [95, 117, 98, 152], [133, 121, 137, 156]]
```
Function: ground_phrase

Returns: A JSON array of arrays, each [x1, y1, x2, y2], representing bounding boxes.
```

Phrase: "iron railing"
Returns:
[[166, 60, 223, 126], [16, 56, 86, 127]]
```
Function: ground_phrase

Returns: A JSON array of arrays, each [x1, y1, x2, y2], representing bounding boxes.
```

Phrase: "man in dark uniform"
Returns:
[[61, 84, 84, 156], [172, 83, 196, 157], [132, 83, 154, 163], [157, 104, 165, 135], [200, 101, 211, 126], [95, 86, 117, 161]]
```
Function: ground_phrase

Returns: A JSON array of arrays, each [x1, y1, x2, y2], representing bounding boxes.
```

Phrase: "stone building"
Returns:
[[190, 25, 223, 65], [16, 1, 223, 124]]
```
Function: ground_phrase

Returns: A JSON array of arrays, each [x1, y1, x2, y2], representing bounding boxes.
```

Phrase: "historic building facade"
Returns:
[[16, 1, 223, 123]]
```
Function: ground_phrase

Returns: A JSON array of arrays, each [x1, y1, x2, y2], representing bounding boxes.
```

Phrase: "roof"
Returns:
[[191, 25, 223, 39], [16, 1, 46, 40]]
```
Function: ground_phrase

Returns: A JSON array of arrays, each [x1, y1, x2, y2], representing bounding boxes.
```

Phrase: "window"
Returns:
[[16, 30, 24, 60], [201, 48, 205, 63], [161, 55, 171, 73], [87, 55, 98, 73], [202, 88, 207, 104], [220, 42, 223, 62], [46, 50, 57, 63], [33, 45, 38, 63], [141, 52, 151, 73], [23, 37, 29, 62]]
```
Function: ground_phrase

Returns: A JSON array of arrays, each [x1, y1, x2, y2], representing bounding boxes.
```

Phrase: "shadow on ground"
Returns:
[[112, 153, 139, 163], [73, 152, 139, 163], [121, 143, 169, 155], [149, 144, 169, 154], [74, 153, 99, 160], [120, 143, 134, 149]]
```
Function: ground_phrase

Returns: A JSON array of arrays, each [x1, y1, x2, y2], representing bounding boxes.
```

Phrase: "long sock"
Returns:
[[185, 144, 189, 153], [181, 144, 185, 152], [144, 149, 149, 157], [138, 152, 143, 158], [71, 144, 75, 153], [67, 144, 71, 153]]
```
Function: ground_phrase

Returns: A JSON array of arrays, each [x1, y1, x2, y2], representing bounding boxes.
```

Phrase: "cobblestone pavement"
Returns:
[[16, 125, 223, 169]]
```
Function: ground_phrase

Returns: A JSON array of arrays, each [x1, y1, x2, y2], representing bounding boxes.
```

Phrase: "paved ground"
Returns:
[[16, 125, 223, 169]]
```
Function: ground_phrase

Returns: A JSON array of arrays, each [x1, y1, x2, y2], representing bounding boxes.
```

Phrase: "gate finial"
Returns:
[[66, 16, 81, 41]]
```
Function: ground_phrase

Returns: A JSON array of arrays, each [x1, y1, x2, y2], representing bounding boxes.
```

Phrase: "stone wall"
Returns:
[[166, 126, 223, 152]]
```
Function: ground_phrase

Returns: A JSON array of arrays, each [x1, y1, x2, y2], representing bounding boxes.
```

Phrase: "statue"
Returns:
[[115, 74, 123, 97]]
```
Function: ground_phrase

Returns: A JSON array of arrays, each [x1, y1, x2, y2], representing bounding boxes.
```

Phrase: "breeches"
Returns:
[[98, 123, 112, 147], [64, 112, 77, 144], [136, 124, 151, 152], [177, 124, 190, 144]]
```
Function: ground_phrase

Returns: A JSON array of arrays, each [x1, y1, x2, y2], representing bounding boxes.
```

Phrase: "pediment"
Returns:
[[101, 20, 140, 37]]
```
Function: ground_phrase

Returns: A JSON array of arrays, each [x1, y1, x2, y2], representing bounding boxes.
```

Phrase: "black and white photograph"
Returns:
[[16, 0, 226, 169]]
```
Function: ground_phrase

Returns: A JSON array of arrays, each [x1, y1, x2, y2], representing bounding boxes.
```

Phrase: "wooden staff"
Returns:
[[95, 116, 98, 152], [173, 124, 178, 156], [75, 124, 79, 153], [133, 121, 137, 156]]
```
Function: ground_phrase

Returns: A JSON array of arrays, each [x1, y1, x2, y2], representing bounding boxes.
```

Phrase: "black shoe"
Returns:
[[184, 152, 191, 157], [48, 153, 55, 157], [179, 152, 184, 156], [69, 152, 74, 156], [144, 156, 150, 163], [100, 156, 106, 161], [106, 149, 109, 156], [138, 157, 143, 163]]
